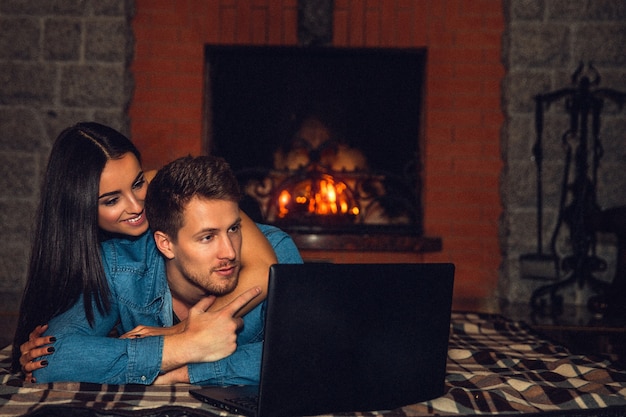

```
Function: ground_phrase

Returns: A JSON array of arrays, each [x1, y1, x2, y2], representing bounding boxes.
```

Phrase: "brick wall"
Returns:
[[130, 0, 505, 302]]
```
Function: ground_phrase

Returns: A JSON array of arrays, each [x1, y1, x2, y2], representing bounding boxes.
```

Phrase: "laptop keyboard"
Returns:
[[227, 395, 259, 411]]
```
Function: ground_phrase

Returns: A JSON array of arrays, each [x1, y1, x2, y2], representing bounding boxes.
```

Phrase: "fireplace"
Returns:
[[204, 45, 441, 252]]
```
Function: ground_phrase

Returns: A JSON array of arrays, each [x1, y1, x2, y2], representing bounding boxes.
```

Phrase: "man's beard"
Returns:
[[182, 262, 241, 296]]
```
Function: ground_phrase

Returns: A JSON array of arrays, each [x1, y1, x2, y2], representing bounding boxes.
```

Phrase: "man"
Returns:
[[31, 155, 302, 385]]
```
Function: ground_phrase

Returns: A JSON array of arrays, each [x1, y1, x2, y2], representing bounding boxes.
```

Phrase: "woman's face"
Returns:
[[98, 153, 149, 236]]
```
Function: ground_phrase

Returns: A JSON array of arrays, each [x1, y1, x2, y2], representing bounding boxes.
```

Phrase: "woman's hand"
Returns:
[[153, 366, 189, 384], [20, 324, 56, 382], [119, 321, 186, 339]]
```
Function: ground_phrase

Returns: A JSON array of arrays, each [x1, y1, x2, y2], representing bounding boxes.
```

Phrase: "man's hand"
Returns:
[[20, 324, 56, 382], [161, 286, 261, 372]]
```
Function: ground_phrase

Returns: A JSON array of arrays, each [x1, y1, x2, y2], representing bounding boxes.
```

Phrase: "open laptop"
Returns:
[[191, 262, 454, 417]]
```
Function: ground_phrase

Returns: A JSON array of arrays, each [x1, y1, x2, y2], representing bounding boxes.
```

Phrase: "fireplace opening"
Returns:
[[204, 45, 426, 237]]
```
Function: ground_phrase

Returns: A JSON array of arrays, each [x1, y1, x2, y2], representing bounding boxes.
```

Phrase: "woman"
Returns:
[[12, 122, 276, 376]]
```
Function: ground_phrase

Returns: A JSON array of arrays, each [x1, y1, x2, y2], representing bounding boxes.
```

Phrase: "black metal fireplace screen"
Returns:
[[237, 158, 422, 233]]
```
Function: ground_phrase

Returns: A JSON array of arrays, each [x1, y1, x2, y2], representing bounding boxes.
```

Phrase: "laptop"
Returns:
[[191, 262, 454, 417]]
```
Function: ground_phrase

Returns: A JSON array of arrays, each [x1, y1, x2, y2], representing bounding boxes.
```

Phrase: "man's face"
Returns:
[[165, 196, 243, 302]]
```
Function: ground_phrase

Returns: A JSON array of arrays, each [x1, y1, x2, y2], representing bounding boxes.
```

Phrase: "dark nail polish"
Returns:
[[41, 360, 48, 367], [47, 347, 55, 353], [30, 378, 36, 383], [49, 337, 57, 342]]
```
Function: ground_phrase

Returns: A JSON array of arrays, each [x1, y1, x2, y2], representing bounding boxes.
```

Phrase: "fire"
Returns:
[[276, 173, 359, 221]]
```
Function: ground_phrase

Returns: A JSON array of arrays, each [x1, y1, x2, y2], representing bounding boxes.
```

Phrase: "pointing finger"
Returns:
[[222, 287, 261, 317]]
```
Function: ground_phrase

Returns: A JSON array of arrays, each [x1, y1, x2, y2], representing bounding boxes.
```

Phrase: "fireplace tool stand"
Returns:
[[530, 63, 626, 314]]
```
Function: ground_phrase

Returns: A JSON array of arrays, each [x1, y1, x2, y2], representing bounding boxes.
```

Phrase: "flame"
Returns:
[[276, 174, 359, 219]]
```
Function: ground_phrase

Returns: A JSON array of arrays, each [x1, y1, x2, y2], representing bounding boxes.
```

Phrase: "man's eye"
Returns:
[[229, 224, 241, 233]]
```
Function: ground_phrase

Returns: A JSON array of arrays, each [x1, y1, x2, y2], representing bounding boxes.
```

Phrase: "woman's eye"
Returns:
[[102, 197, 119, 207], [133, 179, 146, 190], [229, 223, 241, 233]]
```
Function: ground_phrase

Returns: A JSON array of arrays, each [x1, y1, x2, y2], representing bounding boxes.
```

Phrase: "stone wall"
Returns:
[[500, 0, 626, 306], [0, 0, 134, 309]]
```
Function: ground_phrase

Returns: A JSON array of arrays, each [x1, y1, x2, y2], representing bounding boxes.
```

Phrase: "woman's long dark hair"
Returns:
[[11, 122, 141, 372]]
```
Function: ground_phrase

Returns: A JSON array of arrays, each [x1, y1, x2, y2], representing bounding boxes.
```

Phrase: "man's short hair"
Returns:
[[146, 155, 241, 239]]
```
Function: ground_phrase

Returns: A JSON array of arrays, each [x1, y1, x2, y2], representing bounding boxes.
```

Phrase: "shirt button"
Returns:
[[141, 376, 147, 381]]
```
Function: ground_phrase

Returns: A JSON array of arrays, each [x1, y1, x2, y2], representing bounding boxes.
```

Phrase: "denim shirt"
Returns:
[[34, 224, 303, 385]]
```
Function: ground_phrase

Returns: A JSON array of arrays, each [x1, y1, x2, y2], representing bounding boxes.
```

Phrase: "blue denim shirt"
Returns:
[[34, 224, 303, 385]]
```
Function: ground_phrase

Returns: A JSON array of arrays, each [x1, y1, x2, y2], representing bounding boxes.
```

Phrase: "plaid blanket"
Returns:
[[1, 313, 626, 417]]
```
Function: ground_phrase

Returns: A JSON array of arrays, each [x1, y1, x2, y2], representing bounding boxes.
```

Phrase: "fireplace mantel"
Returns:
[[284, 227, 441, 253]]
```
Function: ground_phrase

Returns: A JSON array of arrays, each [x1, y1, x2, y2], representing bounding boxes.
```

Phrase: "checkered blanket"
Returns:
[[1, 313, 626, 417]]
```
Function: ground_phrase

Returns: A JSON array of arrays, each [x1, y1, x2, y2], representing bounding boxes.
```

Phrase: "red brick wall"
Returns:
[[130, 0, 504, 301]]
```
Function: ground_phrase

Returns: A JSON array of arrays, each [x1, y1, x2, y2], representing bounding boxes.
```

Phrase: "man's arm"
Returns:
[[32, 294, 162, 385], [33, 288, 261, 384], [155, 301, 266, 385], [154, 342, 262, 385]]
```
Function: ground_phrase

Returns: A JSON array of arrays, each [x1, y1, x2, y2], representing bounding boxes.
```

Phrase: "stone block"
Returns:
[[505, 114, 534, 162], [60, 64, 127, 107], [598, 166, 626, 208], [85, 19, 130, 62], [92, 111, 131, 134], [586, 0, 626, 20], [574, 24, 626, 66], [0, 17, 41, 60], [0, 0, 87, 16], [0, 63, 55, 105], [509, 24, 571, 68], [509, 0, 544, 21], [44, 18, 82, 61], [0, 198, 36, 241], [504, 71, 552, 113], [0, 243, 29, 294], [547, 0, 588, 20], [43, 110, 92, 140], [0, 153, 37, 199], [540, 161, 566, 208], [548, 0, 626, 20], [93, 0, 134, 17], [600, 117, 626, 162], [505, 209, 539, 248], [506, 161, 536, 207], [0, 108, 48, 152]]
